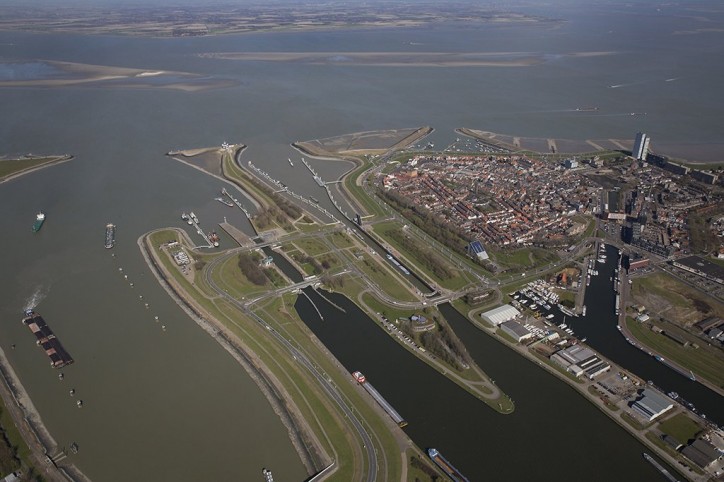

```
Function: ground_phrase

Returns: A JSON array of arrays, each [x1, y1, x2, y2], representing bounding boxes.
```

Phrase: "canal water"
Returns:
[[2, 3, 724, 478], [566, 245, 723, 426], [295, 288, 667, 481]]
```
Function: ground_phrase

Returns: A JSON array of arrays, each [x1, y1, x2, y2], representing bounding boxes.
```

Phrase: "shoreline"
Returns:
[[138, 230, 328, 476], [0, 154, 73, 185], [0, 346, 89, 482]]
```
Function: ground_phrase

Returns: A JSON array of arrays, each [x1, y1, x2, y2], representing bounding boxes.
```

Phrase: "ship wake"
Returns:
[[23, 284, 50, 311]]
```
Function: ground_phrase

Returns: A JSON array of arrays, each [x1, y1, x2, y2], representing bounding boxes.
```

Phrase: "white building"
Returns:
[[632, 132, 650, 160], [632, 388, 673, 422], [481, 304, 521, 326]]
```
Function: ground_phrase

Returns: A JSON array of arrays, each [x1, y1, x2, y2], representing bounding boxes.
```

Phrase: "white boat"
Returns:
[[288, 158, 294, 166], [190, 212, 198, 224]]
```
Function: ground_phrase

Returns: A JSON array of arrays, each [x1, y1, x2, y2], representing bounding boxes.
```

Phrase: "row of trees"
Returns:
[[378, 188, 471, 257], [243, 173, 302, 229], [419, 322, 471, 371], [237, 253, 267, 286], [386, 228, 454, 280]]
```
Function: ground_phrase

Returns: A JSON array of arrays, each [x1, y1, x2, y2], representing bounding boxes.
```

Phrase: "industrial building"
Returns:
[[631, 388, 673, 421], [499, 320, 533, 342], [672, 256, 724, 285], [681, 439, 723, 468], [550, 345, 610, 379], [480, 304, 520, 326]]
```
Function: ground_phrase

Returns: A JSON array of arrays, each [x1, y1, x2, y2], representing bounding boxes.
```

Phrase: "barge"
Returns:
[[22, 310, 74, 368], [428, 448, 469, 482], [352, 371, 407, 427], [105, 223, 116, 249]]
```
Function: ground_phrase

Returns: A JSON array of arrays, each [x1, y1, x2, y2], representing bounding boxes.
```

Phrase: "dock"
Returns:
[[218, 221, 255, 248], [221, 187, 258, 235], [22, 311, 74, 368]]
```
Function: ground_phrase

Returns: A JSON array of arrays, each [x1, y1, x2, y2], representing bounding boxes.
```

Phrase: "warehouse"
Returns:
[[480, 304, 521, 326], [631, 388, 673, 422], [499, 320, 533, 343]]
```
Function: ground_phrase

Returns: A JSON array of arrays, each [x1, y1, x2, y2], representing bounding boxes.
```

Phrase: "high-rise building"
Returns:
[[632, 132, 650, 160]]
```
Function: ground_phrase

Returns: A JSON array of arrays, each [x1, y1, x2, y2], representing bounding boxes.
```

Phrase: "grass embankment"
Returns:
[[343, 159, 388, 218], [625, 318, 724, 389], [354, 252, 418, 302], [257, 295, 403, 481], [0, 398, 39, 480], [220, 150, 300, 234], [0, 155, 70, 182], [146, 229, 401, 481], [357, 293, 514, 412], [371, 220, 472, 291]]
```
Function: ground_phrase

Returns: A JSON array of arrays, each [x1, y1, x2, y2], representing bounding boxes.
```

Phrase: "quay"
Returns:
[[22, 311, 74, 368], [218, 220, 255, 247]]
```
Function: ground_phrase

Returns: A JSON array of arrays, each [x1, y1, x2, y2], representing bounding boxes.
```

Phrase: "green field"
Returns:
[[354, 252, 418, 302], [626, 318, 724, 389], [658, 412, 703, 444], [372, 221, 472, 291]]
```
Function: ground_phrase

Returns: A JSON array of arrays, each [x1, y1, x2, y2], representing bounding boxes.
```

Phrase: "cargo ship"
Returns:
[[32, 212, 45, 232], [352, 371, 407, 427], [427, 448, 469, 482], [105, 223, 116, 249], [21, 310, 74, 368]]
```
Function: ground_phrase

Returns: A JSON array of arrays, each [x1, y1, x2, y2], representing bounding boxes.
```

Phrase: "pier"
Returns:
[[188, 214, 214, 248], [218, 220, 255, 247]]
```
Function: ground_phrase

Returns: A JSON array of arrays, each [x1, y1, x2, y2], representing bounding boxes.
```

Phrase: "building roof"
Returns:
[[632, 388, 673, 420], [467, 240, 489, 260], [674, 256, 724, 280], [557, 345, 597, 365], [500, 320, 532, 339], [682, 439, 721, 468], [695, 316, 722, 331], [481, 304, 520, 326]]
